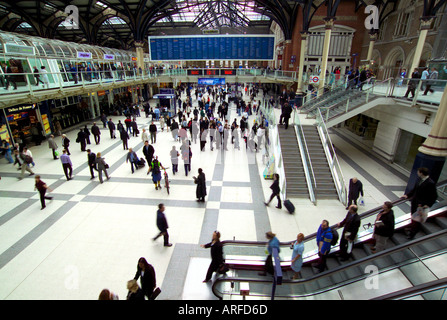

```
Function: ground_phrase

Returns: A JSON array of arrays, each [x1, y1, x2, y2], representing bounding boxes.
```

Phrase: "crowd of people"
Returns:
[[1, 78, 441, 300]]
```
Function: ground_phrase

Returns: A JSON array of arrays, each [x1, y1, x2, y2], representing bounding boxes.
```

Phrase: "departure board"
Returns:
[[148, 35, 275, 61]]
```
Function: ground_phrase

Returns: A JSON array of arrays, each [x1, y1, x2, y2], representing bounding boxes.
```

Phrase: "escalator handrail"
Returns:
[[306, 77, 393, 116], [370, 277, 447, 300], [300, 76, 356, 110], [221, 179, 447, 248], [213, 222, 447, 299]]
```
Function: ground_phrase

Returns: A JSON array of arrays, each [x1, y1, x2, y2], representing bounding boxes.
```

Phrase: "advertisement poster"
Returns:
[[42, 114, 51, 134], [0, 124, 10, 142]]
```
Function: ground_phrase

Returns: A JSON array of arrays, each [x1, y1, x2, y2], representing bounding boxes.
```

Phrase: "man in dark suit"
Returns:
[[142, 141, 154, 164], [283, 103, 293, 129], [62, 134, 71, 155], [347, 177, 364, 209], [153, 203, 172, 247], [91, 122, 101, 144], [337, 205, 361, 261], [402, 167, 438, 239], [87, 149, 97, 179], [76, 129, 87, 152], [264, 173, 281, 209], [107, 118, 116, 139]]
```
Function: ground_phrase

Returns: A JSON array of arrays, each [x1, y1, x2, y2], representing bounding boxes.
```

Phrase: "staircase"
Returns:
[[301, 125, 339, 200], [303, 79, 394, 128], [277, 125, 309, 198]]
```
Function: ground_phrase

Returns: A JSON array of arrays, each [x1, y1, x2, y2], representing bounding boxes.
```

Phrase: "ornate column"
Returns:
[[296, 32, 308, 96], [410, 18, 433, 74], [405, 84, 447, 193], [366, 31, 378, 66], [318, 18, 335, 96]]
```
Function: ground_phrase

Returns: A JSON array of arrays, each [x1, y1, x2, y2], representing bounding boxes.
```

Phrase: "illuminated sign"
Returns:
[[204, 69, 219, 76], [187, 69, 203, 76], [198, 78, 225, 85], [4, 44, 35, 55], [220, 69, 237, 75], [77, 51, 92, 59], [104, 54, 115, 60]]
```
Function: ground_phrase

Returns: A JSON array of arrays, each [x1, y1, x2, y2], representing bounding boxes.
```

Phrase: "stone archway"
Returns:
[[383, 46, 405, 79], [404, 43, 433, 72]]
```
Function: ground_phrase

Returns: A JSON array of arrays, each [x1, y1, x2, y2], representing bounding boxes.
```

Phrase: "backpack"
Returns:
[[330, 228, 339, 246]]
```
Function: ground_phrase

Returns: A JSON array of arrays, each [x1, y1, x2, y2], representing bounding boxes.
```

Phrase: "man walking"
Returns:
[[107, 118, 116, 139], [423, 67, 438, 95], [402, 167, 438, 239], [153, 203, 172, 247], [149, 121, 157, 144], [87, 149, 97, 179], [60, 149, 73, 181], [347, 177, 364, 209], [48, 134, 58, 160], [13, 149, 34, 180], [91, 122, 101, 144], [76, 129, 87, 152], [62, 134, 71, 155], [34, 175, 53, 210]]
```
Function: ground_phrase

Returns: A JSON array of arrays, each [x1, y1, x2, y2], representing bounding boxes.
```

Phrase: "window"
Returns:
[[394, 11, 413, 38], [377, 17, 388, 41]]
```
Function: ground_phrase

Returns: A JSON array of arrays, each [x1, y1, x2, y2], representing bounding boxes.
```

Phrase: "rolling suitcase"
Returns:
[[283, 199, 295, 214]]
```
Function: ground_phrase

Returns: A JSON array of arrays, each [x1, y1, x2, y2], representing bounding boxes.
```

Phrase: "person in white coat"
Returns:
[[141, 128, 149, 143], [232, 124, 240, 150], [40, 66, 50, 89]]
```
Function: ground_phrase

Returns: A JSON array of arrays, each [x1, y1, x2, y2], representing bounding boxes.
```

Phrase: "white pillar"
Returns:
[[318, 18, 335, 96], [410, 19, 433, 74], [296, 32, 308, 95]]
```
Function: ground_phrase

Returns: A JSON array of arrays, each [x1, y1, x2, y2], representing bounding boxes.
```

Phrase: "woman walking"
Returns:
[[200, 231, 224, 283], [95, 152, 110, 183], [264, 173, 281, 209], [133, 257, 156, 300], [291, 233, 305, 279]]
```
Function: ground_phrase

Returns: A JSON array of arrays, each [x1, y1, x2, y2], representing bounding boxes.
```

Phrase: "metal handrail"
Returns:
[[312, 77, 394, 121], [294, 109, 317, 205], [213, 224, 447, 299], [371, 277, 447, 300], [315, 108, 347, 206], [220, 179, 447, 249], [300, 75, 356, 111]]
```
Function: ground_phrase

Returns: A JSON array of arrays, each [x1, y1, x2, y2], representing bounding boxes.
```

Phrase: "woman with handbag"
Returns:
[[371, 201, 394, 253], [134, 257, 157, 300], [95, 152, 110, 184], [200, 231, 224, 283]]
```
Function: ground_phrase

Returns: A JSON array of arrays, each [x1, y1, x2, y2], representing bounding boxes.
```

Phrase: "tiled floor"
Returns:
[[0, 88, 413, 300]]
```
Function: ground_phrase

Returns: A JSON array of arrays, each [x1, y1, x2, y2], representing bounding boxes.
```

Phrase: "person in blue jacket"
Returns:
[[259, 231, 280, 276], [313, 220, 333, 273]]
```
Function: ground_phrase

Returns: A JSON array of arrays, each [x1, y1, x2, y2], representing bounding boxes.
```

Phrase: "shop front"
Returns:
[[0, 103, 48, 147]]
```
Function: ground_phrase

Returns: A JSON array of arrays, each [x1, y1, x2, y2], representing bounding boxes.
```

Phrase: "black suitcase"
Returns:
[[137, 158, 146, 168], [283, 199, 295, 214]]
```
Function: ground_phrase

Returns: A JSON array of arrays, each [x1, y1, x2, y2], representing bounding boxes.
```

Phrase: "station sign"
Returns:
[[77, 51, 92, 59], [4, 44, 35, 56], [104, 54, 115, 60], [5, 104, 36, 114]]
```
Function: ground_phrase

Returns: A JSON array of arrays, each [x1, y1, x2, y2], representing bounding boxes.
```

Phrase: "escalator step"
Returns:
[[434, 216, 447, 229]]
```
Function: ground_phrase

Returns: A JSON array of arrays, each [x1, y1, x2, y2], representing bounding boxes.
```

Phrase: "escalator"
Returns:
[[212, 181, 447, 300]]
